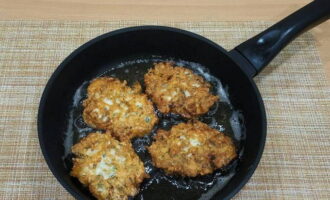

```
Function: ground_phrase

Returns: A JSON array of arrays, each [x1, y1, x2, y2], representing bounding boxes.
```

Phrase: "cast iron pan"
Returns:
[[38, 1, 330, 200]]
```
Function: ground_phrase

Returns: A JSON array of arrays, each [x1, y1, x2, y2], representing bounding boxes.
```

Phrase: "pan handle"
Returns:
[[230, 0, 330, 77]]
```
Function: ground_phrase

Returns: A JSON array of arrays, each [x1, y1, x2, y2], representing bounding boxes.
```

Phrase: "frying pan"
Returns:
[[38, 1, 330, 199]]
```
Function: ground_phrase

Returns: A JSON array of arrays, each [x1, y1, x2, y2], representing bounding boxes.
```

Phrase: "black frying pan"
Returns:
[[38, 1, 330, 199]]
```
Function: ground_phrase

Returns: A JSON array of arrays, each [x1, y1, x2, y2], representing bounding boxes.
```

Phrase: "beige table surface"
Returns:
[[0, 0, 329, 81], [0, 1, 330, 200]]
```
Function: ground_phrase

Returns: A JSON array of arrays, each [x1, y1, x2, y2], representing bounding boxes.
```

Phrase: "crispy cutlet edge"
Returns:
[[82, 77, 159, 140], [148, 121, 237, 177], [144, 62, 219, 118], [70, 132, 150, 199]]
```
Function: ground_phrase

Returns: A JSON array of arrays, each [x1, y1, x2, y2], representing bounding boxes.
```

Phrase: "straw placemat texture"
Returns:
[[0, 21, 329, 200]]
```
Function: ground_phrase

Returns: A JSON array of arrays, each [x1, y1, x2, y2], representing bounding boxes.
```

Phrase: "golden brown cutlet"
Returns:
[[71, 132, 149, 200], [148, 121, 237, 177], [144, 62, 219, 118], [82, 77, 158, 141]]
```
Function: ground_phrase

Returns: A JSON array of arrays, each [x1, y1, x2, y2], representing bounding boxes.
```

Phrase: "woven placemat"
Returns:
[[0, 21, 329, 200]]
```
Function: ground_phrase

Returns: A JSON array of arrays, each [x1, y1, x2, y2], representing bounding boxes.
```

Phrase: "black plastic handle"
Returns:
[[231, 0, 330, 77]]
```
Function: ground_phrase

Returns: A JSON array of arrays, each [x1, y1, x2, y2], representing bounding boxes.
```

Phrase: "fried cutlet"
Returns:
[[71, 132, 148, 200], [148, 121, 237, 177], [144, 62, 219, 118], [82, 77, 158, 141]]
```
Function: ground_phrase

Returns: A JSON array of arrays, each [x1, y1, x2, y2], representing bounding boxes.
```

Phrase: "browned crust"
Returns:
[[144, 62, 219, 118], [148, 121, 237, 177], [71, 132, 149, 200], [82, 77, 158, 141]]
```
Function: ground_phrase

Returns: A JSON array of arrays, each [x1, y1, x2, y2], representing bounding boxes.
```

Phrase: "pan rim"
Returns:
[[37, 25, 267, 200]]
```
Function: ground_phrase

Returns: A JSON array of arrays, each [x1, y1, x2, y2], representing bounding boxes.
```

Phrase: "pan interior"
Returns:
[[62, 56, 246, 200]]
